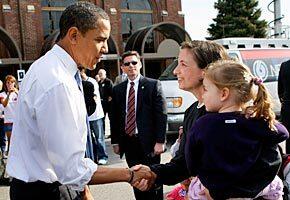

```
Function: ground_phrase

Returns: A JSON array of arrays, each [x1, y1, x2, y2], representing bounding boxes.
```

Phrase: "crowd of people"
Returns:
[[0, 1, 289, 200]]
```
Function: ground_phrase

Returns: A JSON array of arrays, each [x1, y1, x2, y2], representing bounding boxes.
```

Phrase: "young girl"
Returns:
[[185, 60, 289, 200], [166, 126, 191, 200], [0, 75, 18, 154]]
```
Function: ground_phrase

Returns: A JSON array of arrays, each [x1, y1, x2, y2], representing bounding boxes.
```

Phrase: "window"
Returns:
[[121, 0, 151, 10], [159, 60, 178, 81], [121, 0, 153, 48], [41, 0, 78, 38]]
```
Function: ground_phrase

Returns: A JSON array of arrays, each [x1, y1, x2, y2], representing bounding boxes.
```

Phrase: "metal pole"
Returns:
[[274, 0, 282, 38], [17, 0, 24, 69]]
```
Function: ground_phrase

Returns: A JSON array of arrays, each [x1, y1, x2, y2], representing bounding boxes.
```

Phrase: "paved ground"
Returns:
[[0, 117, 178, 200], [0, 139, 176, 200]]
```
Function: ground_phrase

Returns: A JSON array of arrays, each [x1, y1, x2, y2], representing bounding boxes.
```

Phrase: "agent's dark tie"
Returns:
[[125, 82, 136, 136], [74, 71, 94, 160]]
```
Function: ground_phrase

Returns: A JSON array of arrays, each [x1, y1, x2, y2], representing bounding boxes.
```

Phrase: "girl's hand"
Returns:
[[8, 87, 18, 94]]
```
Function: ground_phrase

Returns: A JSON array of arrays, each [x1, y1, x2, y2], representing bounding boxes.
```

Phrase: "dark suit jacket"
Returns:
[[278, 60, 290, 133], [98, 78, 113, 113], [111, 76, 167, 158], [278, 60, 290, 105]]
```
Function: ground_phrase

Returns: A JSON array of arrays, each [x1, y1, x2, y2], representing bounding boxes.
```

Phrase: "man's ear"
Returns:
[[66, 27, 79, 45], [220, 87, 230, 102]]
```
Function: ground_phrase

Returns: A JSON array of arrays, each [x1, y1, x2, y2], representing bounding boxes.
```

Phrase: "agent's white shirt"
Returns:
[[6, 44, 98, 191], [87, 76, 104, 121]]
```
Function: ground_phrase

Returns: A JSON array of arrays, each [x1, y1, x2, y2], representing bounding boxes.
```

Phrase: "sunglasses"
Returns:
[[123, 61, 138, 66]]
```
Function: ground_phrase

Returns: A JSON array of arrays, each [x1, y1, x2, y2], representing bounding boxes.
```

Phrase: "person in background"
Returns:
[[186, 60, 288, 199], [0, 79, 7, 182], [111, 50, 167, 200], [98, 68, 113, 138], [0, 75, 18, 155], [81, 68, 108, 165], [81, 79, 97, 162], [278, 59, 290, 153], [6, 2, 153, 199], [114, 65, 128, 86], [0, 80, 6, 158], [95, 74, 100, 82]]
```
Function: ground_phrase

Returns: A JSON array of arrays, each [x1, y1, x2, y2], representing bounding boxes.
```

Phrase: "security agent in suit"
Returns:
[[111, 51, 167, 200], [278, 59, 290, 153]]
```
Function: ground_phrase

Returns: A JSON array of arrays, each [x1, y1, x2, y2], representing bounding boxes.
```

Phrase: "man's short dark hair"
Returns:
[[121, 51, 141, 62], [59, 1, 109, 39]]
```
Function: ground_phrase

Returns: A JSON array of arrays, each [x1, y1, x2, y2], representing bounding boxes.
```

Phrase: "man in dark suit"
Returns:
[[278, 59, 290, 153], [111, 51, 167, 200], [98, 68, 113, 137]]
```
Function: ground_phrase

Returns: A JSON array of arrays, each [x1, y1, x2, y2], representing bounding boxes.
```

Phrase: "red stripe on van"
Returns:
[[240, 49, 290, 59]]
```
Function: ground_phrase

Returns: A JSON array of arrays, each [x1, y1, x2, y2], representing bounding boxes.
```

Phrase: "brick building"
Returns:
[[0, 0, 185, 81]]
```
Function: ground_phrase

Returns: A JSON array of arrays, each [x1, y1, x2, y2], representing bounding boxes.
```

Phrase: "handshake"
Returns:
[[128, 164, 157, 191]]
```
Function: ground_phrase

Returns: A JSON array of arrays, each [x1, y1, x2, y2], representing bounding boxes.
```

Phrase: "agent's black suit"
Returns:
[[111, 75, 167, 200], [278, 59, 290, 153]]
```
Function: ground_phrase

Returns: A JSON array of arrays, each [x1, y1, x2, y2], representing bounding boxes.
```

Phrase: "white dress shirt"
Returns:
[[7, 44, 98, 191], [125, 74, 141, 134], [87, 76, 104, 121]]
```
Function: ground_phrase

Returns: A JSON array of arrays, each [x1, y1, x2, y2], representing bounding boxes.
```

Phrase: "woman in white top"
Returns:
[[0, 75, 18, 153]]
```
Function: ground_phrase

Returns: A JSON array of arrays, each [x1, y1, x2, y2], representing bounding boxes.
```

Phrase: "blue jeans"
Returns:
[[89, 119, 108, 161]]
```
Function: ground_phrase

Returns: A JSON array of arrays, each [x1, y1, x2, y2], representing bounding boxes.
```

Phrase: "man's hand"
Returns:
[[113, 145, 120, 155], [130, 165, 157, 191], [154, 143, 165, 155], [81, 185, 94, 200]]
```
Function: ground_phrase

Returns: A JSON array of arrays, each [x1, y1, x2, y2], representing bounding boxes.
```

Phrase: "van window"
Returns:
[[159, 60, 178, 80]]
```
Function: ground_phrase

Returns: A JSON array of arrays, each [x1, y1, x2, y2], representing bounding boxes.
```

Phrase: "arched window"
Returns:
[[121, 0, 153, 48], [41, 0, 77, 38], [121, 0, 151, 10]]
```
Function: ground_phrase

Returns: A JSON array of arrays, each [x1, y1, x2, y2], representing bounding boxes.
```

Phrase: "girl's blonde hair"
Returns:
[[4, 75, 19, 92], [204, 60, 276, 130]]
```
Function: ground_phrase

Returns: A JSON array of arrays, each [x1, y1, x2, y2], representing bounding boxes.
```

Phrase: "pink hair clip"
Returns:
[[252, 77, 263, 85]]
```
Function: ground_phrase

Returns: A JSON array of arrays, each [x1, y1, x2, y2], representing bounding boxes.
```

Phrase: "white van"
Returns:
[[160, 38, 290, 134]]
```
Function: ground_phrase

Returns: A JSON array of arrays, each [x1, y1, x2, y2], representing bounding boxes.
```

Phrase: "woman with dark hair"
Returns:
[[134, 40, 230, 192]]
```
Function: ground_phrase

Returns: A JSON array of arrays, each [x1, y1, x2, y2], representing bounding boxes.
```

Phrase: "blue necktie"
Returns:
[[74, 71, 95, 160]]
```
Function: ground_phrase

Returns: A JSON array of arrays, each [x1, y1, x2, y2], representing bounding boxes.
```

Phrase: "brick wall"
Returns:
[[102, 0, 122, 54], [101, 0, 184, 55], [21, 0, 43, 60], [0, 0, 43, 60], [0, 0, 184, 77], [164, 0, 184, 27], [1, 0, 21, 54]]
